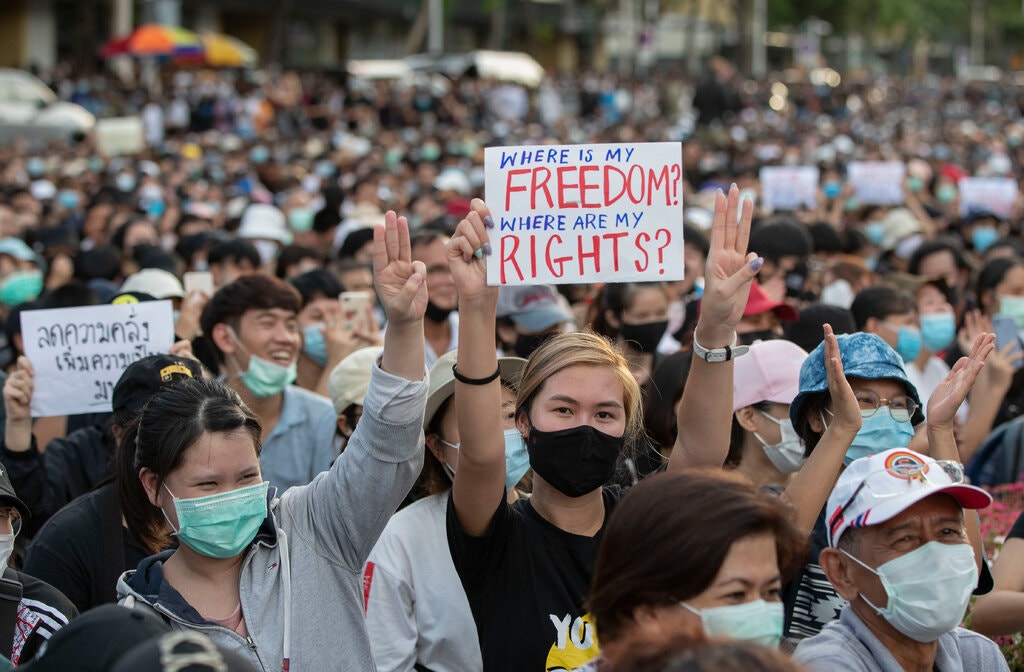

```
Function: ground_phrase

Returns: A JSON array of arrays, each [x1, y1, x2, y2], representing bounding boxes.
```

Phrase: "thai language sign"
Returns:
[[484, 142, 685, 285], [847, 162, 906, 205], [22, 301, 175, 417], [759, 166, 819, 212]]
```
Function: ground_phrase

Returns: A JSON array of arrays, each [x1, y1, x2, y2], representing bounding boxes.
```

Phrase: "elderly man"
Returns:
[[794, 448, 1007, 672]]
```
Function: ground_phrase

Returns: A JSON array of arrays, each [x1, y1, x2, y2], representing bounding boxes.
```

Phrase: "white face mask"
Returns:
[[0, 534, 14, 569], [754, 411, 807, 474], [842, 541, 977, 642]]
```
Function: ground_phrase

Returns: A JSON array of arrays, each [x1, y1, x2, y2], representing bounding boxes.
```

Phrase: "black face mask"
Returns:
[[513, 331, 559, 358], [739, 329, 779, 346], [424, 300, 453, 323], [526, 423, 624, 497], [784, 262, 808, 299], [619, 320, 669, 354]]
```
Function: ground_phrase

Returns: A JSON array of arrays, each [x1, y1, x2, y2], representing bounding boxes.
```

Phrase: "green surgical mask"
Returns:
[[681, 599, 784, 648], [230, 328, 297, 398], [999, 295, 1024, 329], [164, 482, 269, 559]]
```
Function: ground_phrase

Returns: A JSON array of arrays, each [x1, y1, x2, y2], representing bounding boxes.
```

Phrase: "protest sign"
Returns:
[[958, 177, 1018, 218], [21, 301, 175, 417], [484, 142, 684, 286], [847, 162, 906, 205], [759, 166, 820, 212]]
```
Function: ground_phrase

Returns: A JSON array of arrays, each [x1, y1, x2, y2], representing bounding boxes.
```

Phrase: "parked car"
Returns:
[[0, 69, 96, 146]]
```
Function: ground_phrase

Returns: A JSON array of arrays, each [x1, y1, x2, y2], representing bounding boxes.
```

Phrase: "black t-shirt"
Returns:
[[447, 487, 623, 672], [23, 482, 150, 613], [1008, 510, 1024, 540]]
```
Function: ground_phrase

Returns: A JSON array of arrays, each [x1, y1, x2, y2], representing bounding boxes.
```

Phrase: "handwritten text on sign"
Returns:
[[484, 143, 684, 285], [22, 301, 175, 417], [759, 166, 820, 212]]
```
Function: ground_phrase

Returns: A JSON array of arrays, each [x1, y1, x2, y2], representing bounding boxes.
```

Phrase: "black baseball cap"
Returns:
[[20, 604, 170, 671], [111, 631, 258, 672], [0, 462, 29, 519], [111, 355, 204, 418]]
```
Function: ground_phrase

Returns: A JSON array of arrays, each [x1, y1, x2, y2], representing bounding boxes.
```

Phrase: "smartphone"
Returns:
[[183, 271, 214, 296], [992, 314, 1024, 369], [339, 291, 370, 332]]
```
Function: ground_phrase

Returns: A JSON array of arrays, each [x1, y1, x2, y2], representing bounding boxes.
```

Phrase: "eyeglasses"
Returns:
[[853, 389, 919, 422], [832, 459, 965, 535]]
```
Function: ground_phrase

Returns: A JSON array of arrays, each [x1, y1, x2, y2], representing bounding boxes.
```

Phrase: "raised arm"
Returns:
[[781, 325, 860, 536], [447, 199, 505, 536], [925, 332, 994, 574], [374, 211, 428, 381], [670, 185, 760, 469]]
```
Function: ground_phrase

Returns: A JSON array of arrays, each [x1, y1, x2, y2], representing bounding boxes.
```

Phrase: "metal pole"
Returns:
[[428, 0, 444, 54], [752, 0, 766, 78]]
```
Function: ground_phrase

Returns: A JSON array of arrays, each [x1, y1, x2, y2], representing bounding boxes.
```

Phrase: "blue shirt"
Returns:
[[260, 385, 339, 491]]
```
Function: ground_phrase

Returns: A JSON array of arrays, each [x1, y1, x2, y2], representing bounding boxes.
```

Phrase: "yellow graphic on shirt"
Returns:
[[545, 612, 600, 671]]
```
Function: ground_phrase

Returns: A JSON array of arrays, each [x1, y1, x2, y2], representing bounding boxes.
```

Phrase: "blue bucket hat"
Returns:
[[789, 332, 923, 428]]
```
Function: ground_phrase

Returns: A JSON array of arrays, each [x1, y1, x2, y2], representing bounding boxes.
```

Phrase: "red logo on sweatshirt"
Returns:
[[363, 562, 375, 612]]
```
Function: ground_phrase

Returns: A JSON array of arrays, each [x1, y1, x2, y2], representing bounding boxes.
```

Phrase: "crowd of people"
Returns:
[[0, 55, 1019, 670]]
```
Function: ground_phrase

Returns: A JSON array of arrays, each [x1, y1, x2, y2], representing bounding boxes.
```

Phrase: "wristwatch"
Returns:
[[692, 329, 749, 363]]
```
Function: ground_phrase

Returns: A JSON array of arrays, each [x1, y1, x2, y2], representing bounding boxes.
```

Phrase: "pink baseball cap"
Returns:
[[732, 339, 807, 412], [826, 448, 991, 547]]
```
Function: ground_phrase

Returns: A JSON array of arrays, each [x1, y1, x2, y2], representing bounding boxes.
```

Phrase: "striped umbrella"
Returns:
[[99, 24, 203, 59], [199, 32, 258, 68]]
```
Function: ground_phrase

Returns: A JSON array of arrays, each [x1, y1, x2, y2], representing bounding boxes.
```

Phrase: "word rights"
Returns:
[[484, 142, 685, 286]]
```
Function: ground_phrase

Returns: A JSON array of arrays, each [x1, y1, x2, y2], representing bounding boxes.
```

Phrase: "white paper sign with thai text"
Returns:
[[484, 142, 684, 285], [22, 301, 175, 417]]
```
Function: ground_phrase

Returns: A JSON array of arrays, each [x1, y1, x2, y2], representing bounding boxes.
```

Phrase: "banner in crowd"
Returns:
[[21, 301, 175, 417], [484, 142, 685, 285], [847, 161, 906, 205], [958, 177, 1018, 219], [94, 116, 145, 157], [759, 166, 820, 212]]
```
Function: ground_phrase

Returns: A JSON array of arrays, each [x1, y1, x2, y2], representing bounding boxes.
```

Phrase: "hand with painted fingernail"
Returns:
[[446, 198, 497, 308]]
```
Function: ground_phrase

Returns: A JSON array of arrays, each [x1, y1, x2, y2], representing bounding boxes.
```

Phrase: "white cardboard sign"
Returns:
[[484, 142, 684, 285], [22, 301, 175, 417], [958, 177, 1018, 218], [759, 166, 820, 212], [847, 161, 906, 205]]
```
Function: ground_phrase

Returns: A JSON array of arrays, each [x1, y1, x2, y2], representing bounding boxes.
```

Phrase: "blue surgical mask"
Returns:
[[937, 184, 958, 204], [907, 176, 924, 193], [823, 181, 842, 199], [845, 411, 916, 465], [164, 482, 269, 559], [303, 323, 327, 366], [504, 429, 530, 491], [289, 208, 315, 233], [920, 312, 956, 352], [882, 322, 922, 363], [999, 295, 1024, 329], [864, 221, 886, 245], [681, 599, 784, 648], [972, 226, 999, 253], [57, 190, 80, 210]]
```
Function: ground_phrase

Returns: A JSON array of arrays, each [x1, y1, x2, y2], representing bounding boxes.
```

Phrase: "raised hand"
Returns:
[[823, 324, 861, 434], [3, 356, 33, 425], [373, 211, 427, 326], [446, 198, 495, 307], [697, 185, 760, 344], [928, 332, 995, 430]]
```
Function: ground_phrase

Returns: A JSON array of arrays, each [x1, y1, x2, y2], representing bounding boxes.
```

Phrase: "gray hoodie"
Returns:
[[117, 362, 427, 671]]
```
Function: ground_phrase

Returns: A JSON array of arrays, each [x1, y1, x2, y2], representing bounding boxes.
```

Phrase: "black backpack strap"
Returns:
[[0, 570, 22, 660], [97, 485, 125, 604]]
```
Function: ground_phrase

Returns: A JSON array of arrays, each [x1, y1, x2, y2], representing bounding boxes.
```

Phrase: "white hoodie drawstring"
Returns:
[[277, 528, 292, 672]]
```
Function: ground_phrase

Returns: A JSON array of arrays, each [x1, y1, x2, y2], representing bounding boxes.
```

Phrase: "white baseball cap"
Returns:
[[826, 448, 991, 547], [328, 346, 383, 414]]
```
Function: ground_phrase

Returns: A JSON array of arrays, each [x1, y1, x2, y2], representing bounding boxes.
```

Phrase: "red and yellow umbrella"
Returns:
[[99, 24, 203, 59], [199, 33, 258, 68]]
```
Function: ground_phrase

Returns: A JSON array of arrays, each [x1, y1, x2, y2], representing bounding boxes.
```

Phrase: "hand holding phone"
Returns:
[[183, 271, 214, 297], [992, 314, 1023, 370], [339, 291, 370, 333]]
